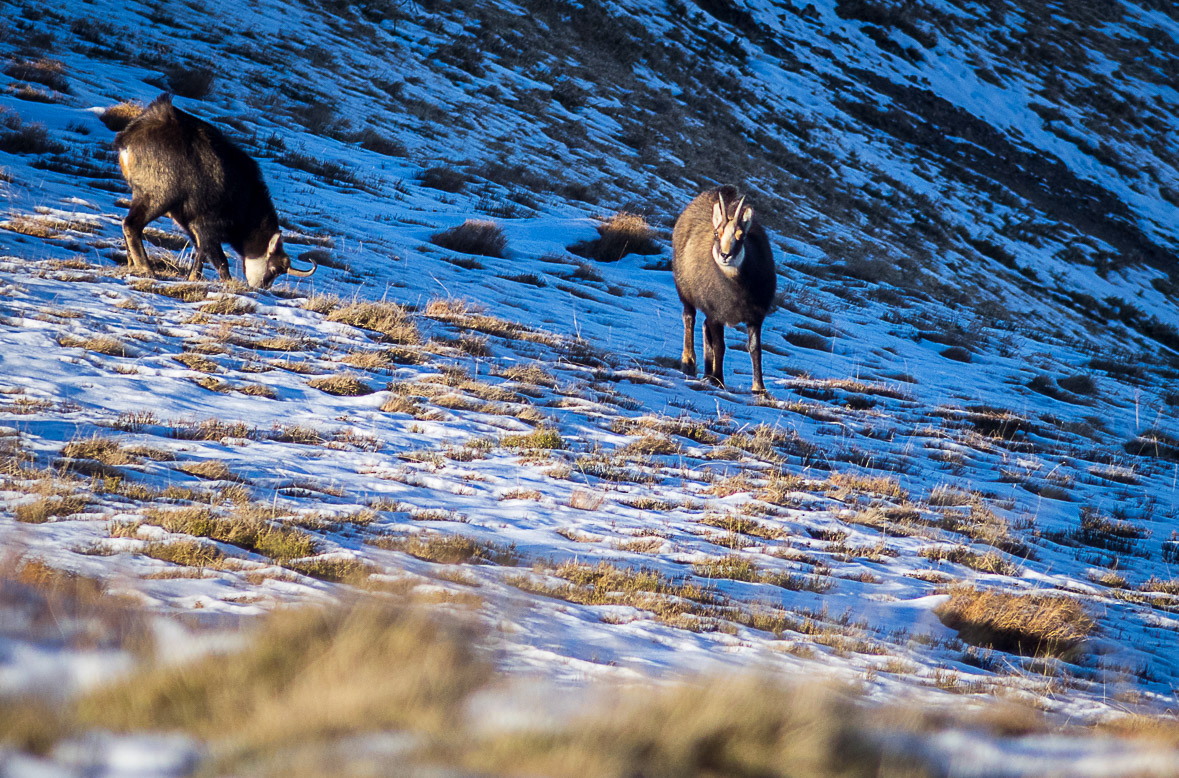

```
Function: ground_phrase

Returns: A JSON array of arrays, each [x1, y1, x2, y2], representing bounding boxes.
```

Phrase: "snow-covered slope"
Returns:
[[3, 0, 1179, 773]]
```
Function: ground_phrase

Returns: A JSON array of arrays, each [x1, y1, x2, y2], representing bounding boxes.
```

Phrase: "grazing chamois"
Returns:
[[672, 185, 776, 393], [114, 94, 316, 287]]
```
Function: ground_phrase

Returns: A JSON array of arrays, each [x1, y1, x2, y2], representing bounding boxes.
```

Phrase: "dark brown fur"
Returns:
[[672, 185, 776, 393], [114, 94, 313, 287]]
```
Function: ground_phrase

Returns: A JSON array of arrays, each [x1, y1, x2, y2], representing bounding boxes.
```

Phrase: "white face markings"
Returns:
[[242, 232, 286, 288], [118, 148, 134, 178], [711, 194, 751, 272], [244, 256, 268, 288]]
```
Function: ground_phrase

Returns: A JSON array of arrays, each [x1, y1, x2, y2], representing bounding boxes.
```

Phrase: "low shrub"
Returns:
[[569, 211, 661, 262], [419, 165, 468, 192], [940, 346, 972, 362], [4, 58, 69, 93], [308, 373, 374, 396], [327, 300, 420, 345], [0, 108, 62, 154], [99, 101, 142, 131], [501, 426, 564, 450], [935, 585, 1093, 658], [431, 220, 507, 258]]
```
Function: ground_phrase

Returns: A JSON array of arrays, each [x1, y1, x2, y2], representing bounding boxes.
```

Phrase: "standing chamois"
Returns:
[[672, 185, 776, 393], [114, 94, 316, 288]]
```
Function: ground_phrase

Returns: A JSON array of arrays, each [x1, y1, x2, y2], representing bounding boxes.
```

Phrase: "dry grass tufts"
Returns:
[[58, 334, 131, 357], [828, 472, 907, 500], [570, 452, 658, 485], [110, 411, 158, 433], [0, 434, 33, 475], [623, 496, 679, 511], [709, 472, 755, 497], [1138, 577, 1179, 596], [1087, 569, 1127, 589], [569, 489, 606, 511], [142, 539, 225, 569], [271, 358, 325, 375], [1095, 714, 1179, 750], [621, 433, 681, 456], [694, 555, 832, 592], [176, 460, 244, 482], [14, 495, 88, 523], [174, 352, 220, 373], [0, 555, 150, 742], [170, 418, 257, 442], [935, 505, 1030, 558], [432, 332, 492, 357], [75, 604, 487, 766], [569, 211, 661, 263], [370, 533, 518, 566], [339, 348, 394, 371], [327, 300, 420, 345], [501, 426, 565, 451], [307, 373, 374, 396], [0, 695, 69, 755], [699, 513, 786, 541], [99, 100, 143, 131], [234, 335, 305, 352], [509, 561, 723, 635], [192, 374, 228, 391], [199, 296, 257, 316], [301, 293, 340, 314], [425, 298, 560, 346], [495, 363, 558, 388], [928, 485, 973, 507], [4, 215, 66, 238], [754, 469, 811, 504], [8, 559, 96, 606], [612, 415, 720, 445], [283, 556, 381, 583], [5, 58, 70, 93], [693, 554, 762, 582], [60, 436, 139, 466], [379, 393, 430, 418], [127, 280, 209, 302], [716, 425, 817, 465], [919, 545, 1018, 575], [270, 424, 327, 445], [556, 561, 704, 602], [236, 383, 277, 399], [430, 219, 507, 258], [3, 395, 54, 415], [500, 488, 543, 501], [468, 680, 901, 778], [7, 580, 996, 778], [458, 379, 521, 404], [141, 505, 316, 561], [613, 536, 667, 553], [935, 585, 1094, 658]]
